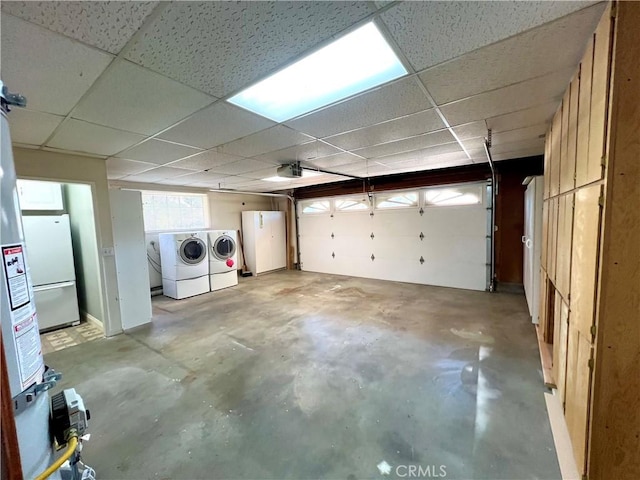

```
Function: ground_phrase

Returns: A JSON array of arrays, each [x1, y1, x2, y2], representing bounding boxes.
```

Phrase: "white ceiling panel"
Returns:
[[207, 159, 275, 176], [1, 1, 158, 54], [374, 143, 465, 166], [172, 171, 229, 187], [106, 158, 157, 180], [220, 126, 313, 158], [493, 124, 547, 146], [381, 1, 598, 72], [489, 138, 545, 156], [323, 108, 445, 151], [47, 119, 144, 156], [352, 130, 456, 159], [493, 147, 546, 162], [286, 78, 432, 138], [1, 14, 113, 115], [383, 156, 474, 175], [164, 150, 243, 172], [439, 68, 574, 126], [116, 139, 202, 165], [487, 101, 559, 132], [238, 167, 279, 181], [158, 101, 275, 149], [120, 166, 193, 183], [306, 153, 364, 170], [452, 122, 489, 141], [253, 141, 341, 165], [6, 109, 63, 146], [418, 4, 605, 104], [72, 60, 215, 136], [125, 1, 375, 97]]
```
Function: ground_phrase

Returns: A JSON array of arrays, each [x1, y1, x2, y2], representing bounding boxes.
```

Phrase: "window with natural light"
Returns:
[[376, 192, 418, 209], [423, 185, 482, 207], [335, 196, 370, 212], [301, 200, 331, 214], [227, 22, 407, 122], [142, 192, 208, 231]]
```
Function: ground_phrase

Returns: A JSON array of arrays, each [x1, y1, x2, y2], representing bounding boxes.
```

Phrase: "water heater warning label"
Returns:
[[2, 245, 29, 310], [2, 243, 44, 390]]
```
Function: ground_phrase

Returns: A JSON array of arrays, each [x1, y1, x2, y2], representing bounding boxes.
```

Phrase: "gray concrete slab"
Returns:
[[45, 271, 560, 480]]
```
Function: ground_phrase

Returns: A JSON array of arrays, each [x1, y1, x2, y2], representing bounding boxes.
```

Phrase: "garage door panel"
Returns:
[[420, 207, 486, 235], [299, 214, 332, 237], [372, 237, 423, 260], [372, 210, 421, 234], [331, 212, 372, 233]]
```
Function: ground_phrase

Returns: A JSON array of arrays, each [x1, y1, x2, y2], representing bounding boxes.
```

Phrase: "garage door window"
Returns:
[[335, 197, 369, 212], [424, 185, 482, 207], [375, 192, 418, 209], [142, 192, 208, 231], [301, 200, 330, 214]]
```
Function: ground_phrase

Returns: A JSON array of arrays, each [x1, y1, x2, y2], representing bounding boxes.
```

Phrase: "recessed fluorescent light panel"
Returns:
[[227, 22, 407, 122]]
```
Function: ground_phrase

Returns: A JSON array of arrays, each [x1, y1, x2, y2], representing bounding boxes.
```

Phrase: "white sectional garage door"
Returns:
[[298, 182, 489, 291]]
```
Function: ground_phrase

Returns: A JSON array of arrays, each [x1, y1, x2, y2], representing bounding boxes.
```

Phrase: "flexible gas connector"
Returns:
[[35, 430, 79, 480]]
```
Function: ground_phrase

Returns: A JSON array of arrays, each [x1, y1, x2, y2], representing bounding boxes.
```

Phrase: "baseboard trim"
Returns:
[[544, 392, 581, 480], [81, 311, 104, 333]]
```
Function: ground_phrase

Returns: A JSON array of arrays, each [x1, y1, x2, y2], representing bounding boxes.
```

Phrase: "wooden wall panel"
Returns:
[[539, 270, 548, 339], [589, 3, 640, 477], [557, 298, 570, 405], [587, 7, 613, 185], [556, 193, 575, 299], [570, 185, 601, 339], [552, 289, 563, 380], [559, 89, 571, 193], [548, 197, 559, 283], [550, 109, 562, 197], [565, 325, 593, 475], [541, 200, 549, 270], [562, 76, 579, 193], [576, 37, 594, 187], [543, 129, 551, 199]]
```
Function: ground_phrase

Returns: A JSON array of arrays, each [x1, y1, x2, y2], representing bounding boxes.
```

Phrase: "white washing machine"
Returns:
[[159, 232, 209, 299], [207, 230, 238, 291]]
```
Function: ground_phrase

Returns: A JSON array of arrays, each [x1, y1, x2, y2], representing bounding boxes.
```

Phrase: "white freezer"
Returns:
[[33, 282, 80, 331], [22, 215, 76, 285]]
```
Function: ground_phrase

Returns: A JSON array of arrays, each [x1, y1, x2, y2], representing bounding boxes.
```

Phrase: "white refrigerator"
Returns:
[[21, 214, 80, 331]]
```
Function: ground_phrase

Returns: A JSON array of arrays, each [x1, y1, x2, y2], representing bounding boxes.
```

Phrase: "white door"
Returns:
[[524, 182, 535, 312], [109, 190, 152, 330]]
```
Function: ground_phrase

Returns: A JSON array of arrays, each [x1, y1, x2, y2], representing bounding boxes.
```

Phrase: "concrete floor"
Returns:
[[46, 271, 560, 480]]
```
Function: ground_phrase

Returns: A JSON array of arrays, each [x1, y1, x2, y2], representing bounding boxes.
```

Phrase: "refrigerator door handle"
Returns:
[[33, 281, 75, 292]]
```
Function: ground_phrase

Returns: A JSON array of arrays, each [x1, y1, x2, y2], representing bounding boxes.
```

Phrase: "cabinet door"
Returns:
[[254, 212, 271, 274], [268, 211, 286, 271]]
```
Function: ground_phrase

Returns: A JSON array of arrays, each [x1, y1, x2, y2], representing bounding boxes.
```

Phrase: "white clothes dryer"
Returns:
[[159, 232, 209, 299], [207, 230, 238, 291]]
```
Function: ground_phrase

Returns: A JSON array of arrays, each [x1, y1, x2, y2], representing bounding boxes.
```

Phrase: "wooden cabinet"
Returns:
[[241, 211, 286, 276], [539, 3, 640, 479]]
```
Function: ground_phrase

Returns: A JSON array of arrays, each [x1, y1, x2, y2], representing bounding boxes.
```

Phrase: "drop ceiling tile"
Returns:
[[164, 150, 243, 171], [116, 139, 202, 165], [384, 155, 473, 174], [352, 130, 456, 159], [121, 166, 193, 183], [439, 68, 574, 126], [490, 138, 545, 156], [220, 126, 313, 158], [124, 1, 375, 97], [172, 171, 229, 187], [239, 167, 279, 180], [381, 1, 598, 72], [106, 158, 156, 179], [47, 119, 145, 156], [306, 153, 364, 170], [418, 4, 605, 104], [452, 122, 489, 141], [493, 147, 545, 162], [286, 78, 431, 138], [73, 60, 216, 136], [207, 159, 275, 176], [253, 141, 341, 165], [158, 101, 275, 149], [374, 143, 465, 165], [1, 1, 158, 54], [6, 109, 63, 145], [493, 124, 547, 145], [487, 101, 559, 132], [1, 14, 113, 115], [323, 109, 445, 151]]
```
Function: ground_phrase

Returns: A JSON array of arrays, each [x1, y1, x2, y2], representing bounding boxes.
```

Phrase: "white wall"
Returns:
[[64, 183, 104, 323], [14, 147, 122, 336]]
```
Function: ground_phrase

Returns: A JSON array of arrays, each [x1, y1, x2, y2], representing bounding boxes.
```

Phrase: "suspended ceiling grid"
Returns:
[[1, 1, 606, 192]]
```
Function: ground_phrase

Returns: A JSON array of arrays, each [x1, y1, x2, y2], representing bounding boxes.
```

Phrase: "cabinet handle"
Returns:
[[521, 235, 527, 243], [525, 239, 532, 249]]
